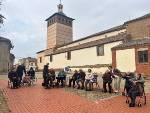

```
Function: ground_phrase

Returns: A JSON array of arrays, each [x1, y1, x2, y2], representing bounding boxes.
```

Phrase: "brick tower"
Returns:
[[46, 1, 74, 49]]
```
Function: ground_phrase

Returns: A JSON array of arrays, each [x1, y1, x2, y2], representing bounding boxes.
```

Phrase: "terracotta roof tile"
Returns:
[[112, 37, 150, 50]]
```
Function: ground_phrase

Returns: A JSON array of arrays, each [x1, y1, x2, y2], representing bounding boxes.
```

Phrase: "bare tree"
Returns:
[[0, 1, 5, 26]]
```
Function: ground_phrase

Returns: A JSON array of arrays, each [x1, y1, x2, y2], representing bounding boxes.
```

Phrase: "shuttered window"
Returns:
[[67, 51, 71, 60], [50, 55, 53, 62], [96, 45, 104, 56], [138, 50, 148, 63]]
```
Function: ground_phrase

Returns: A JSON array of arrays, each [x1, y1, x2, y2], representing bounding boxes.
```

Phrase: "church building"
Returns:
[[37, 2, 150, 74]]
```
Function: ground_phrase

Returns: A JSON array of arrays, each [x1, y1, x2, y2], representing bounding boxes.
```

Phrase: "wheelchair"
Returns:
[[30, 76, 38, 85], [8, 77, 19, 89], [125, 82, 146, 107], [8, 79, 13, 89], [91, 74, 100, 90], [45, 75, 56, 88]]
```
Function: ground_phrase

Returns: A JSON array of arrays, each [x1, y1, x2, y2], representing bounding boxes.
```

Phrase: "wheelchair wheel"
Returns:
[[144, 96, 146, 105], [126, 100, 129, 104]]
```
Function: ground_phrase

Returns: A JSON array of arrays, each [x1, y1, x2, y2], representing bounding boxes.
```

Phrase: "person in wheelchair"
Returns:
[[27, 67, 35, 80], [45, 69, 56, 89], [8, 68, 19, 89], [128, 73, 145, 107], [22, 74, 32, 86]]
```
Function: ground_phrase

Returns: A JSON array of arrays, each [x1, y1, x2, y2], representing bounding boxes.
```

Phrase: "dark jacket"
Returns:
[[122, 75, 133, 89], [27, 70, 35, 77], [102, 71, 112, 82], [8, 71, 18, 81], [16, 65, 26, 76], [72, 72, 78, 80], [43, 65, 49, 77], [78, 71, 86, 80]]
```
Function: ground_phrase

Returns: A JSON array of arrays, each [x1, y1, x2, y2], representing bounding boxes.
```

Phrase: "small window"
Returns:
[[40, 57, 42, 63], [31, 63, 33, 66], [58, 18, 61, 21], [67, 51, 71, 60], [96, 45, 104, 56], [50, 55, 53, 62], [138, 50, 148, 63]]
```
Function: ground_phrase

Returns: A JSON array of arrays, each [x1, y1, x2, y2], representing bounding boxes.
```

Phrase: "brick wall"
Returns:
[[135, 45, 150, 74], [112, 50, 116, 68], [126, 18, 150, 39], [112, 45, 150, 74]]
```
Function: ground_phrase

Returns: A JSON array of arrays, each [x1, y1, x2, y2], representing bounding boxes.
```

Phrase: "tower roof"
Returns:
[[45, 1, 74, 21], [45, 12, 74, 21]]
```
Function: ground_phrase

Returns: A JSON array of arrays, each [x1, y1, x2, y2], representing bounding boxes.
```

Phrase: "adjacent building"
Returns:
[[18, 57, 37, 71], [37, 2, 150, 74], [0, 36, 15, 73]]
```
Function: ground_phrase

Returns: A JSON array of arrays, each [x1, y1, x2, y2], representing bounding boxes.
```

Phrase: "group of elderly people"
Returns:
[[8, 64, 35, 88], [42, 63, 145, 107], [102, 66, 145, 107]]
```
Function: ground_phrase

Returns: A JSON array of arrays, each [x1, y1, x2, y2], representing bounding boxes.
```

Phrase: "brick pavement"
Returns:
[[0, 80, 149, 113]]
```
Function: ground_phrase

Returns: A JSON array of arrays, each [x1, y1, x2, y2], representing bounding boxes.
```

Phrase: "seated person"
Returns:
[[45, 69, 56, 88], [23, 74, 31, 85], [85, 69, 94, 91], [76, 69, 86, 89], [27, 67, 35, 80], [68, 70, 78, 88], [128, 73, 145, 107], [8, 68, 19, 88], [56, 70, 66, 87], [102, 70, 113, 93], [49, 68, 56, 81]]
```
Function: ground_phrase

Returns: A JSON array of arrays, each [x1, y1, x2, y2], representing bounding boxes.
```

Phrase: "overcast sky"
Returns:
[[0, 0, 150, 58]]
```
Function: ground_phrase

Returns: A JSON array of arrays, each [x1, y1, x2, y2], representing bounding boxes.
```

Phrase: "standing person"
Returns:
[[85, 69, 93, 91], [102, 70, 113, 93], [122, 72, 135, 95], [68, 70, 78, 88], [108, 66, 121, 93], [42, 63, 49, 87], [16, 64, 26, 86], [76, 69, 86, 89]]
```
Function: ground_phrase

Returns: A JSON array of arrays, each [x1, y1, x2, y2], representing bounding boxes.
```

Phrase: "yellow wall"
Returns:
[[45, 41, 122, 73], [37, 52, 46, 70], [116, 49, 136, 72]]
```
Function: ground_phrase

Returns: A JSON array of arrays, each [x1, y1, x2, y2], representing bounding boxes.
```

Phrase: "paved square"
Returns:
[[0, 80, 149, 113]]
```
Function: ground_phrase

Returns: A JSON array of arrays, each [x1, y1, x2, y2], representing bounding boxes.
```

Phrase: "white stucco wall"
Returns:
[[45, 41, 122, 73], [37, 52, 46, 70], [116, 48, 136, 72]]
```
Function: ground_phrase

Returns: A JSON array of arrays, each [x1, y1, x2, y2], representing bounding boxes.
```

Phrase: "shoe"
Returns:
[[129, 103, 135, 107]]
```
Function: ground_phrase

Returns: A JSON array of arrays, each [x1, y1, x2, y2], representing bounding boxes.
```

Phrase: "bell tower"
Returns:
[[46, 0, 74, 49]]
